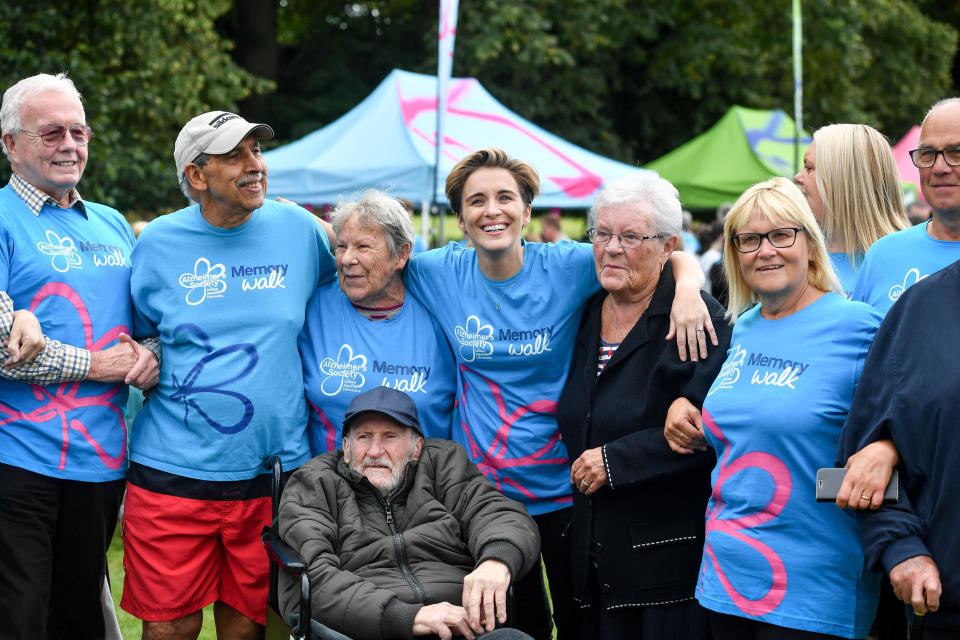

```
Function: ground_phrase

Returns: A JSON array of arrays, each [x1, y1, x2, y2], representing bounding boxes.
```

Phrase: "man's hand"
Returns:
[[6, 309, 44, 367], [462, 559, 510, 634], [87, 336, 138, 382], [120, 334, 160, 390], [890, 555, 941, 614], [413, 602, 474, 639]]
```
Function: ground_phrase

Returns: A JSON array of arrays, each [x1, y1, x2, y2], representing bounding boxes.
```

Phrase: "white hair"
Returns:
[[1, 73, 85, 161], [588, 172, 682, 236], [331, 189, 415, 259], [921, 97, 960, 129]]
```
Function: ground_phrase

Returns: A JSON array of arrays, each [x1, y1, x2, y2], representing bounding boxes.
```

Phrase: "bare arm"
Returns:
[[666, 252, 718, 362]]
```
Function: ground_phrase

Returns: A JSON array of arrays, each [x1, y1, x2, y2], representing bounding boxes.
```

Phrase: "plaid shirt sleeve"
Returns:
[[0, 291, 91, 384]]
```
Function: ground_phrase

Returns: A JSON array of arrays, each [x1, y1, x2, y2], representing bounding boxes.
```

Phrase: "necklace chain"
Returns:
[[481, 278, 516, 312]]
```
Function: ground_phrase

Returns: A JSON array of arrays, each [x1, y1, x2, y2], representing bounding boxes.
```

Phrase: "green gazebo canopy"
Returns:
[[645, 106, 812, 209]]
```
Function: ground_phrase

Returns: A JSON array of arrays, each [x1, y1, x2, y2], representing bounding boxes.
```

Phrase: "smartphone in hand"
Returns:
[[815, 468, 899, 504]]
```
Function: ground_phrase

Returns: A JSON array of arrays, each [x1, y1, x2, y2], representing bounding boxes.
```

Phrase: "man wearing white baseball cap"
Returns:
[[122, 111, 336, 639]]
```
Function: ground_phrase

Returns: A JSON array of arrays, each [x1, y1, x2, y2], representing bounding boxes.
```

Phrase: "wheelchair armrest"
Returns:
[[262, 526, 307, 574]]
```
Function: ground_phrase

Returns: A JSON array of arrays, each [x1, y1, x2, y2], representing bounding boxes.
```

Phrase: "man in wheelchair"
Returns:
[[278, 386, 538, 640]]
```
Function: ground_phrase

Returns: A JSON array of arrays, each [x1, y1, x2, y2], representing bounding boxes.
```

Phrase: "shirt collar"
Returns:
[[8, 172, 87, 217]]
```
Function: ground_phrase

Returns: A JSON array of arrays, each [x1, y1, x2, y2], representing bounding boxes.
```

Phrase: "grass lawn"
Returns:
[[107, 525, 216, 640]]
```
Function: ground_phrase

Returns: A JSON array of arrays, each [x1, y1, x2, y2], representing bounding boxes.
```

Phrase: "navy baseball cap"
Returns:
[[342, 387, 422, 437]]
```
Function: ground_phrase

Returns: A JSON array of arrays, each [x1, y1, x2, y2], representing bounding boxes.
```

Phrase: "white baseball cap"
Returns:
[[174, 111, 273, 181]]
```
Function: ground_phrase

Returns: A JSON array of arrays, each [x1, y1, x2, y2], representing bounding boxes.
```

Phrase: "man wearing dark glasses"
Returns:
[[0, 73, 159, 640], [851, 98, 960, 314]]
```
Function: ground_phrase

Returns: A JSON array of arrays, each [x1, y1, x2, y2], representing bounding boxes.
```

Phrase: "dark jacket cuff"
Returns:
[[477, 540, 525, 580], [881, 535, 932, 574], [382, 598, 420, 640]]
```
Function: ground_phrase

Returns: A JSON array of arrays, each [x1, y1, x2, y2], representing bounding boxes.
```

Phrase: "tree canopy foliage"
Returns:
[[0, 0, 957, 215], [0, 0, 270, 215]]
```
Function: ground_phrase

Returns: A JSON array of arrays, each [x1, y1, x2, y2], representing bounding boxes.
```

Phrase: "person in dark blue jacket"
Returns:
[[839, 257, 960, 637]]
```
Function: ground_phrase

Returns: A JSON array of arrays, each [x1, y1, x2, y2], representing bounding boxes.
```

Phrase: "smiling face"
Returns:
[[458, 167, 531, 258], [918, 102, 960, 218], [593, 202, 675, 297], [189, 134, 267, 225], [736, 207, 812, 309], [336, 211, 408, 308], [343, 414, 422, 494], [794, 142, 824, 225], [3, 90, 87, 203]]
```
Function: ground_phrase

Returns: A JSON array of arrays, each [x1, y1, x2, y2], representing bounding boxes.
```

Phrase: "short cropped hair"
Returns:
[[445, 148, 540, 217], [588, 172, 682, 237], [1, 73, 85, 160], [813, 124, 908, 263], [330, 189, 415, 259], [722, 177, 841, 321]]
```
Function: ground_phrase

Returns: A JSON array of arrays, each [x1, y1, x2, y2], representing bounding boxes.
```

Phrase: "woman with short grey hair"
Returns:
[[299, 189, 457, 454]]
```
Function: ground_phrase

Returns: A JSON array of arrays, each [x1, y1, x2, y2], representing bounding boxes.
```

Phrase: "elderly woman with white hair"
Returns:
[[555, 173, 732, 638], [666, 177, 884, 639], [298, 190, 457, 453]]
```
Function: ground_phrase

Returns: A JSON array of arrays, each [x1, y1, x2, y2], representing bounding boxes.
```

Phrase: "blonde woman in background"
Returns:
[[794, 123, 910, 296]]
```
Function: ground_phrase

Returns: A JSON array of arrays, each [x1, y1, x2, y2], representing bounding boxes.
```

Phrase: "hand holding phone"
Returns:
[[816, 468, 899, 505]]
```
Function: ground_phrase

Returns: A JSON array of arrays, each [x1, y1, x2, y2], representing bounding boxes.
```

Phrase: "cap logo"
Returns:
[[208, 113, 240, 129]]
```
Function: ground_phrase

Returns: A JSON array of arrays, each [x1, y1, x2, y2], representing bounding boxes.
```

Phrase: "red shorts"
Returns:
[[120, 483, 271, 624]]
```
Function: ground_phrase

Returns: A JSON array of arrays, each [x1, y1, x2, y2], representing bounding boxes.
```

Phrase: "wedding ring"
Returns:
[[860, 494, 871, 502], [581, 479, 591, 488]]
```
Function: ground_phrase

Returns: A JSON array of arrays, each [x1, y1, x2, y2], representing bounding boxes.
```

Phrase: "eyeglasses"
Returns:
[[909, 146, 960, 168], [730, 227, 804, 253], [587, 227, 666, 249], [19, 124, 93, 147]]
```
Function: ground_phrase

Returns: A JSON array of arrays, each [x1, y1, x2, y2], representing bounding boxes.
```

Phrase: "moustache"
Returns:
[[237, 172, 264, 187]]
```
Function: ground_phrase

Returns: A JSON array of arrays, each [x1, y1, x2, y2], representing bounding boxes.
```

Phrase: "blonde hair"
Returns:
[[813, 124, 909, 264], [723, 177, 842, 321]]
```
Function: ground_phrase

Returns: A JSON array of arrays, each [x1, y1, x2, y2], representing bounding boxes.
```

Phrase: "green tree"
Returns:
[[0, 0, 271, 217]]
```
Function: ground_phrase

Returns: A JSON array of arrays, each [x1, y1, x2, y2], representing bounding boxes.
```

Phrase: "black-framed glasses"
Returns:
[[587, 227, 666, 249], [909, 146, 960, 168], [20, 124, 93, 147], [730, 227, 804, 253]]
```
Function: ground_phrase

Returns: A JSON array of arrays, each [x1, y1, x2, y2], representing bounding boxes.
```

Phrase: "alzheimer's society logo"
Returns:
[[888, 268, 927, 303], [179, 257, 227, 305], [707, 343, 747, 396], [37, 230, 82, 272], [319, 344, 368, 396], [454, 315, 495, 362]]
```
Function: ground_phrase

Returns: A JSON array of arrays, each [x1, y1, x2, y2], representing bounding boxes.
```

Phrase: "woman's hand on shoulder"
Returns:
[[666, 253, 717, 362], [665, 397, 708, 454], [836, 439, 899, 510]]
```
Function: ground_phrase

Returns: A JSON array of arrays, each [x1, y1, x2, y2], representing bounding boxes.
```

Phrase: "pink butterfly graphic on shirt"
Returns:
[[699, 408, 790, 617], [456, 364, 570, 505], [0, 282, 127, 471]]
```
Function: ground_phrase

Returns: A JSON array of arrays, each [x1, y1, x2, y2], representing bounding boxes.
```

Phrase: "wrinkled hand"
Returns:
[[6, 309, 44, 367], [836, 440, 899, 510], [664, 397, 708, 454], [462, 559, 511, 633], [666, 278, 717, 362], [890, 555, 941, 614], [121, 334, 160, 390], [413, 602, 474, 639], [87, 336, 138, 382], [570, 447, 608, 496]]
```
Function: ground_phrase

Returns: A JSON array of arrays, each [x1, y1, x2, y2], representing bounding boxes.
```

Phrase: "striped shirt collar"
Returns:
[[8, 172, 86, 217]]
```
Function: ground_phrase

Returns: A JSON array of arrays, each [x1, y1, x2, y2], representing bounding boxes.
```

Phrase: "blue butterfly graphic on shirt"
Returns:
[[169, 323, 259, 434]]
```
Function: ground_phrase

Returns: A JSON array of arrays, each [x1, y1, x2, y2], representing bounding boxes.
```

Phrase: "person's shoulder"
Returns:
[[826, 295, 883, 329], [867, 223, 926, 255], [134, 206, 196, 244], [260, 199, 318, 226], [895, 255, 960, 307], [82, 199, 126, 222], [292, 450, 344, 483]]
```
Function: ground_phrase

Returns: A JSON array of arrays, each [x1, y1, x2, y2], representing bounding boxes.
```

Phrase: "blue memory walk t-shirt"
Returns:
[[299, 279, 457, 455], [697, 293, 882, 638], [0, 185, 133, 481], [130, 201, 335, 481], [852, 222, 960, 315], [829, 252, 859, 298], [405, 241, 600, 515]]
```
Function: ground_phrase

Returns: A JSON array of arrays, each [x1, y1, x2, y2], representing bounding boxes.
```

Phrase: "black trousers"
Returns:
[[709, 609, 848, 640], [510, 507, 579, 640], [0, 462, 125, 640]]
